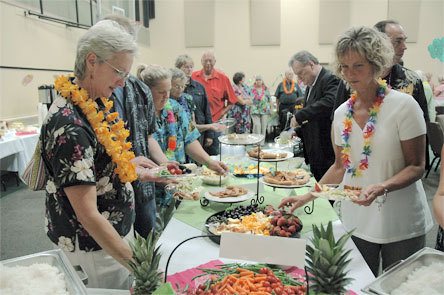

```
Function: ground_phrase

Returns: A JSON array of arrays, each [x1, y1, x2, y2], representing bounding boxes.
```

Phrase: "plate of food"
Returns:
[[204, 185, 255, 203], [150, 164, 195, 178], [274, 134, 300, 148], [205, 205, 303, 244], [200, 167, 230, 185], [166, 176, 203, 201], [219, 133, 264, 145], [311, 183, 361, 201], [247, 147, 294, 162], [261, 169, 311, 188], [233, 165, 270, 177]]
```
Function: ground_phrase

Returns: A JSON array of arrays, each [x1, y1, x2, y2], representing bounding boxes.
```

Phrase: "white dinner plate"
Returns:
[[259, 176, 313, 189], [311, 185, 360, 201], [247, 149, 294, 162], [218, 133, 264, 145], [149, 166, 195, 178], [204, 187, 255, 203]]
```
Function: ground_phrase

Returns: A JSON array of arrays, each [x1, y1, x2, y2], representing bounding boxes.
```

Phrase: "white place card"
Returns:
[[219, 232, 306, 268]]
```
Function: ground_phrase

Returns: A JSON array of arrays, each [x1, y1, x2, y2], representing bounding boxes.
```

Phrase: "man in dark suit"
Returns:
[[289, 51, 339, 180]]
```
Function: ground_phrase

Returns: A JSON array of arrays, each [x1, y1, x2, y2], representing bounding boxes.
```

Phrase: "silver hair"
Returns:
[[74, 20, 137, 80], [333, 26, 393, 79], [288, 50, 319, 67], [102, 14, 137, 39], [175, 54, 194, 69], [438, 75, 444, 83], [169, 68, 187, 84], [137, 64, 171, 88]]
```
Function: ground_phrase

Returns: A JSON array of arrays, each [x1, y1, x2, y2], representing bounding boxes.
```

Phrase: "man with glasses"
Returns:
[[289, 50, 339, 182], [333, 20, 430, 167]]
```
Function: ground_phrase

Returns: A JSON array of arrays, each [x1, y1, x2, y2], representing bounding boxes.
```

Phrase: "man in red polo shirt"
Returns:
[[192, 51, 237, 154], [192, 51, 237, 122]]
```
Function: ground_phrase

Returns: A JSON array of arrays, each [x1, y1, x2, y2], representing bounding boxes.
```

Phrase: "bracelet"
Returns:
[[381, 184, 389, 195]]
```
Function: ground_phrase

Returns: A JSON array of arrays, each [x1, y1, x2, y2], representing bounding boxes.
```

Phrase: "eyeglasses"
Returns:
[[103, 60, 130, 80], [173, 84, 185, 90]]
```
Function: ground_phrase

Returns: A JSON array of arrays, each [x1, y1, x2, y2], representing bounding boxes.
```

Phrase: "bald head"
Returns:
[[201, 51, 216, 75]]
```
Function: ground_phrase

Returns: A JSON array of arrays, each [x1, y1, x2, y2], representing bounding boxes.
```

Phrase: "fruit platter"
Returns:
[[205, 205, 303, 244]]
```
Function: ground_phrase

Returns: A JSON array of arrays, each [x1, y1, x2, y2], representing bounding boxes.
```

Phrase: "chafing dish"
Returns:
[[1, 249, 87, 294], [362, 247, 444, 295]]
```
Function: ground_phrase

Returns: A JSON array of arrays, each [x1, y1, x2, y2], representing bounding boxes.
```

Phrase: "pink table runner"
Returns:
[[167, 259, 357, 294]]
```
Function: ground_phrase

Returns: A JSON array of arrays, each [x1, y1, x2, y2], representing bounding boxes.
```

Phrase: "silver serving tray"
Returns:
[[1, 249, 87, 294], [362, 247, 444, 295]]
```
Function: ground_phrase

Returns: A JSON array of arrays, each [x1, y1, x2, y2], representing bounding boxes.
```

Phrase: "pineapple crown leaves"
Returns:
[[128, 231, 164, 294], [305, 221, 355, 294]]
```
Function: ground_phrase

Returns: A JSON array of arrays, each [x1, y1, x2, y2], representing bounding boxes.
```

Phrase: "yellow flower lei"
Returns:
[[54, 75, 137, 183]]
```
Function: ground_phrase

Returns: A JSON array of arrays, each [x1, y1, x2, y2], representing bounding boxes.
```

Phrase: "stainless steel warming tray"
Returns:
[[1, 249, 87, 294], [362, 247, 444, 295]]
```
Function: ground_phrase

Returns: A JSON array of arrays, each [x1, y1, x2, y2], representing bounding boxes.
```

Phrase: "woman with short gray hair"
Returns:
[[40, 20, 144, 289], [169, 67, 195, 123], [280, 26, 433, 276], [137, 65, 227, 230]]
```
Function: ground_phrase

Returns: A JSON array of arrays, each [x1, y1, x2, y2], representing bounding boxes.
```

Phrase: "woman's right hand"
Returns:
[[279, 193, 314, 213]]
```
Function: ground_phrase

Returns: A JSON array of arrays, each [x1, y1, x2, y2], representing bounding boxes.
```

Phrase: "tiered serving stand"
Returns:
[[200, 133, 315, 214]]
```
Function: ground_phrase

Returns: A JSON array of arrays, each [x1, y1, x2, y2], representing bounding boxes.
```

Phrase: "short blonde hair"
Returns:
[[333, 26, 394, 80]]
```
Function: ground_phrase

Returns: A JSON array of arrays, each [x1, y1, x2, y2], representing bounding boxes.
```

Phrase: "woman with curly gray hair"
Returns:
[[280, 26, 433, 276]]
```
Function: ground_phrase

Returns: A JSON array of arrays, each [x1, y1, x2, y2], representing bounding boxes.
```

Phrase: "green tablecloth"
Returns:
[[173, 173, 338, 234]]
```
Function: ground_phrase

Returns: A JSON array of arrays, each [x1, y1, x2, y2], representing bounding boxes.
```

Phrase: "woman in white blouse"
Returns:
[[280, 26, 433, 276]]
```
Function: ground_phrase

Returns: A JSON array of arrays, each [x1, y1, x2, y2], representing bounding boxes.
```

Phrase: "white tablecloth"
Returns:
[[0, 134, 39, 175], [157, 218, 375, 295]]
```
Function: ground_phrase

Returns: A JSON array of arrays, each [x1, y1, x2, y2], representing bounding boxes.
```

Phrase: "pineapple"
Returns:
[[305, 221, 354, 294], [128, 231, 163, 295]]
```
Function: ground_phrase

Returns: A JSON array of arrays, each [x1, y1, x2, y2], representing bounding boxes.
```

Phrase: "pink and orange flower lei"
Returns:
[[341, 79, 387, 177], [54, 75, 137, 183]]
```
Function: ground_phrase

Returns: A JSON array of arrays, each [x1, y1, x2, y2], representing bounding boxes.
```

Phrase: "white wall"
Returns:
[[1, 0, 443, 120]]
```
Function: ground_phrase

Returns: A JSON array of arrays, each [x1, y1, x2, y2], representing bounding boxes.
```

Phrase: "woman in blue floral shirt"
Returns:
[[40, 21, 154, 289], [137, 64, 228, 205]]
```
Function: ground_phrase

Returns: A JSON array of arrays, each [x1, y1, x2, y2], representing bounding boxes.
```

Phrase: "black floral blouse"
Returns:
[[41, 93, 135, 252]]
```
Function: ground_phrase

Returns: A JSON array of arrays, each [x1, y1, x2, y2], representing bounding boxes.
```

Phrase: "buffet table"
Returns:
[[157, 164, 375, 295], [0, 133, 39, 175]]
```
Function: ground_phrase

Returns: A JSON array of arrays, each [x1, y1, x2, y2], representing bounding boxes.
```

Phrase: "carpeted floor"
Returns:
[[0, 166, 440, 260]]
